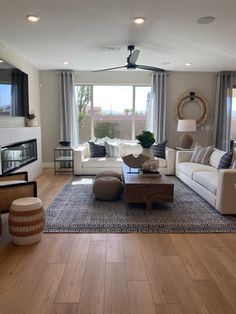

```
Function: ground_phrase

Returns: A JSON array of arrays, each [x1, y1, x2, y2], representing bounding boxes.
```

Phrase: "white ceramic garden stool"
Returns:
[[9, 197, 45, 245]]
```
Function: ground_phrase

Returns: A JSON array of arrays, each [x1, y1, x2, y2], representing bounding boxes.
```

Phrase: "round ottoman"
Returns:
[[93, 177, 123, 201], [95, 171, 121, 181], [9, 197, 45, 245]]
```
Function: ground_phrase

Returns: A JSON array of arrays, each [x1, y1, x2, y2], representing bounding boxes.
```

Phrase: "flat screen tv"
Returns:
[[0, 59, 29, 117]]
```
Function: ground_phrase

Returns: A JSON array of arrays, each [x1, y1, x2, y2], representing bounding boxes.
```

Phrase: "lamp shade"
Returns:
[[177, 119, 196, 132]]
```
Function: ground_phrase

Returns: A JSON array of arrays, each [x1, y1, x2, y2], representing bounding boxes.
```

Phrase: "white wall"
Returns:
[[0, 42, 41, 127], [40, 70, 216, 163]]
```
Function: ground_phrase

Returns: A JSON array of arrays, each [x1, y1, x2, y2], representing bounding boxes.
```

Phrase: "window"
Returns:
[[0, 83, 11, 116], [75, 85, 151, 143], [231, 88, 236, 140]]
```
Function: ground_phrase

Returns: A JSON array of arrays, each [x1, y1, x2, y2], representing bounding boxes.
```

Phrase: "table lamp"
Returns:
[[177, 119, 196, 149]]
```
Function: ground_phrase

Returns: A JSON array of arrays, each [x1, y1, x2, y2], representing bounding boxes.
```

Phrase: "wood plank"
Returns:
[[128, 281, 156, 314], [170, 234, 211, 280], [164, 256, 209, 314], [0, 237, 57, 314], [187, 235, 236, 310], [104, 262, 130, 314], [106, 234, 124, 263], [24, 263, 65, 314], [194, 280, 235, 314], [78, 240, 106, 314], [48, 234, 74, 264], [91, 234, 107, 241], [123, 234, 147, 280], [213, 247, 236, 278], [51, 303, 79, 314], [155, 234, 178, 256], [138, 234, 178, 304], [55, 234, 91, 303], [156, 304, 184, 314]]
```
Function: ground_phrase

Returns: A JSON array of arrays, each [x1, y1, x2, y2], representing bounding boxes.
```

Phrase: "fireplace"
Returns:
[[1, 139, 37, 174]]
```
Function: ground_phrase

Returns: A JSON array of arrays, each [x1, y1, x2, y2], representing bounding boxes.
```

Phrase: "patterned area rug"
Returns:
[[45, 177, 236, 233]]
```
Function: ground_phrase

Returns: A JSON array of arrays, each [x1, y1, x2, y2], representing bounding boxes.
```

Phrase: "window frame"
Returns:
[[75, 84, 151, 142]]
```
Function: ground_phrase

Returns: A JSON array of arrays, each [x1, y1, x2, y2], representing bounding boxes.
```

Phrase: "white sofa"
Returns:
[[74, 141, 176, 176], [176, 149, 236, 214]]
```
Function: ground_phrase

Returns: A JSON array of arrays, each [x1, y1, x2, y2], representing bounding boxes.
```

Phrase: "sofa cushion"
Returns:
[[88, 142, 106, 158], [150, 141, 167, 159], [104, 141, 120, 157], [82, 157, 123, 168], [218, 152, 233, 170], [190, 144, 214, 165], [193, 171, 218, 195], [209, 149, 227, 168], [178, 162, 217, 179], [121, 143, 142, 156]]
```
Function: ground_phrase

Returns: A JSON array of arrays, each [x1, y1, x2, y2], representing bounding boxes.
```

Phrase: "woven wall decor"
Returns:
[[175, 91, 209, 127]]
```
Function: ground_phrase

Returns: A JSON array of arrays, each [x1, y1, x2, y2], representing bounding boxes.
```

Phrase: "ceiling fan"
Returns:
[[94, 45, 165, 72]]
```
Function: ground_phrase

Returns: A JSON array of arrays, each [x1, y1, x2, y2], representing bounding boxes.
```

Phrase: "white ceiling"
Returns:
[[0, 0, 236, 72]]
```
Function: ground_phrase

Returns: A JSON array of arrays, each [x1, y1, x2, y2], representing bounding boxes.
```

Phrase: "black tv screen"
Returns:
[[0, 59, 29, 117]]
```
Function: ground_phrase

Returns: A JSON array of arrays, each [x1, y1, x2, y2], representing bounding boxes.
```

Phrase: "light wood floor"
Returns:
[[0, 169, 236, 314]]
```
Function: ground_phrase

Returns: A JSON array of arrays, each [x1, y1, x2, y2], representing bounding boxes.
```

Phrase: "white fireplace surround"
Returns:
[[0, 127, 42, 180]]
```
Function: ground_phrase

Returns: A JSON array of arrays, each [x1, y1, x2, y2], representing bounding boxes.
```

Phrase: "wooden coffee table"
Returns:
[[122, 166, 174, 209]]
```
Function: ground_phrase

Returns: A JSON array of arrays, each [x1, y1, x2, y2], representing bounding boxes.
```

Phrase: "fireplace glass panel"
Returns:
[[1, 139, 37, 174]]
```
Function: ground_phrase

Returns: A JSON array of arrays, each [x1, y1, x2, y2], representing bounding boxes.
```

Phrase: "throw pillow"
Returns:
[[104, 141, 120, 157], [218, 152, 233, 170], [88, 142, 106, 158], [190, 144, 214, 165], [150, 141, 167, 159]]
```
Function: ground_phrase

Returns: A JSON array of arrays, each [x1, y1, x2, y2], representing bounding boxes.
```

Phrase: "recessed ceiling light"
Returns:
[[0, 59, 4, 63], [62, 61, 69, 65], [197, 16, 215, 24], [26, 15, 40, 22], [134, 17, 145, 24], [185, 62, 192, 66]]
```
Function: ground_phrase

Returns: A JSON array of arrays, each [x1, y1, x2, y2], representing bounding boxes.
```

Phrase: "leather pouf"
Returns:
[[9, 197, 45, 245], [93, 177, 123, 201], [95, 171, 121, 181]]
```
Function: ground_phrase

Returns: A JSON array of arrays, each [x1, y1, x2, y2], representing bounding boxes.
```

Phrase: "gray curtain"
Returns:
[[59, 71, 79, 148], [147, 72, 167, 142], [213, 72, 235, 151]]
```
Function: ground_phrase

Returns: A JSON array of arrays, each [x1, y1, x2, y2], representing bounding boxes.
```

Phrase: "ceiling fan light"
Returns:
[[197, 16, 215, 24], [134, 17, 145, 24], [185, 62, 192, 66], [26, 15, 40, 22]]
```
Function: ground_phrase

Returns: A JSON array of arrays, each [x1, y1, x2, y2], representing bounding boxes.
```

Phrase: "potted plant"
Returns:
[[136, 130, 155, 158], [25, 112, 37, 127]]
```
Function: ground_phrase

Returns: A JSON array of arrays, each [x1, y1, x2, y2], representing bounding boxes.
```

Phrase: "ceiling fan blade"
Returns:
[[129, 49, 140, 65], [93, 65, 126, 73], [136, 64, 165, 72]]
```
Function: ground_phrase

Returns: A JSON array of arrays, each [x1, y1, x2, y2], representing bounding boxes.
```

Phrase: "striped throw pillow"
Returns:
[[190, 144, 214, 165], [88, 142, 106, 158], [104, 141, 120, 157], [150, 141, 167, 159], [218, 152, 233, 170]]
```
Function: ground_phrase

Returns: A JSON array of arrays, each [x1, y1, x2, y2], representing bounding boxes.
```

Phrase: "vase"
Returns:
[[26, 118, 37, 127], [142, 148, 155, 160]]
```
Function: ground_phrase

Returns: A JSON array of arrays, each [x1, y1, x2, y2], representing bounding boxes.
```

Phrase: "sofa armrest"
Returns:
[[74, 145, 87, 175], [216, 169, 236, 214], [165, 148, 176, 175]]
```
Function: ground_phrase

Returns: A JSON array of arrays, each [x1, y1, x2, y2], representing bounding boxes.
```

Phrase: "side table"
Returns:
[[54, 146, 74, 174]]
